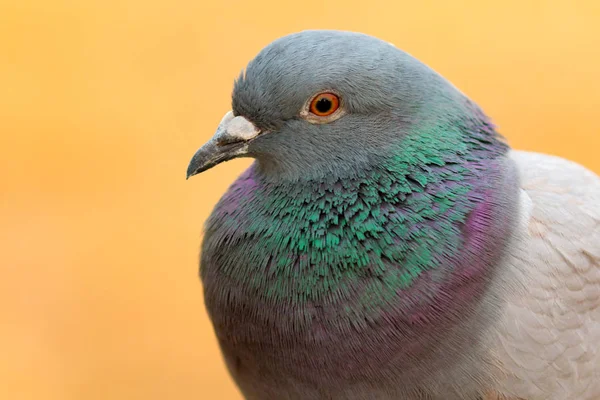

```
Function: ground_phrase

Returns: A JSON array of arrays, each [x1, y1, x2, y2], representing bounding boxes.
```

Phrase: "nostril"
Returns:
[[226, 116, 261, 141]]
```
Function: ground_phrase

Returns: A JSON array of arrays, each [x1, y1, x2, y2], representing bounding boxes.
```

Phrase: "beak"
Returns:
[[186, 111, 261, 179]]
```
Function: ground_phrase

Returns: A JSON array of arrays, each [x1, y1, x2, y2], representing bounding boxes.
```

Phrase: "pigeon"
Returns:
[[186, 30, 600, 400]]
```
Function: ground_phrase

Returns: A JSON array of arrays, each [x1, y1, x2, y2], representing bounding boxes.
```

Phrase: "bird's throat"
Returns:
[[202, 114, 514, 324]]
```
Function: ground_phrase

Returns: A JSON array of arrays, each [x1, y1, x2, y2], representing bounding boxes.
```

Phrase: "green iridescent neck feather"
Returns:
[[202, 113, 509, 315]]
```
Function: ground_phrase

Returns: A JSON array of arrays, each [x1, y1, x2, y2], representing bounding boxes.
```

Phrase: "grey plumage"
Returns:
[[186, 30, 600, 400]]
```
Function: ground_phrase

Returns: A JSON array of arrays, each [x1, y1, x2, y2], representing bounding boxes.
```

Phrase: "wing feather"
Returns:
[[492, 151, 600, 400]]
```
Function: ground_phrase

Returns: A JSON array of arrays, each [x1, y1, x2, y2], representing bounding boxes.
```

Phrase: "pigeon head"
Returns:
[[187, 30, 480, 182]]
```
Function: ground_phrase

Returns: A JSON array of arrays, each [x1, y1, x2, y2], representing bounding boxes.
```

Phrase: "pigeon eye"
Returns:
[[309, 93, 340, 117]]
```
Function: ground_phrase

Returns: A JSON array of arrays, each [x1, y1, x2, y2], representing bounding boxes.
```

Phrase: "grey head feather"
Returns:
[[230, 30, 475, 182]]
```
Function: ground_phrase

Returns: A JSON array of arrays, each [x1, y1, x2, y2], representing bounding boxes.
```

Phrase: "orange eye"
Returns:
[[309, 92, 340, 116]]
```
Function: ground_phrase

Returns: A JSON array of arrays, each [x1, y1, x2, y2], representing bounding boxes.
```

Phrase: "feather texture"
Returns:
[[492, 151, 600, 400], [187, 30, 600, 400]]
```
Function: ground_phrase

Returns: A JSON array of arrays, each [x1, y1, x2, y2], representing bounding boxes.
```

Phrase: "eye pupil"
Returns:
[[315, 97, 332, 113]]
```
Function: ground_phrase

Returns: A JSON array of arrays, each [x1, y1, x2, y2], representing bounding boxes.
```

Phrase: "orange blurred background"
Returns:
[[1, 1, 599, 399]]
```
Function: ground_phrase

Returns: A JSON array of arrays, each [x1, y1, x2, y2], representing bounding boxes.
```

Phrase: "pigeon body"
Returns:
[[187, 31, 600, 400]]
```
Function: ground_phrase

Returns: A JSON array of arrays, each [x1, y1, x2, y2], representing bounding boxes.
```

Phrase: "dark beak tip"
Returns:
[[185, 159, 198, 180], [186, 167, 198, 180], [186, 137, 246, 180]]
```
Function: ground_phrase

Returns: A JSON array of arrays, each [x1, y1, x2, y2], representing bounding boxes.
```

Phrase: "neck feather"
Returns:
[[203, 110, 514, 321]]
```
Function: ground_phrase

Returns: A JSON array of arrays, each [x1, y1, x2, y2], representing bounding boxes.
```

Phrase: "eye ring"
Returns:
[[300, 91, 345, 124], [309, 92, 340, 116]]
